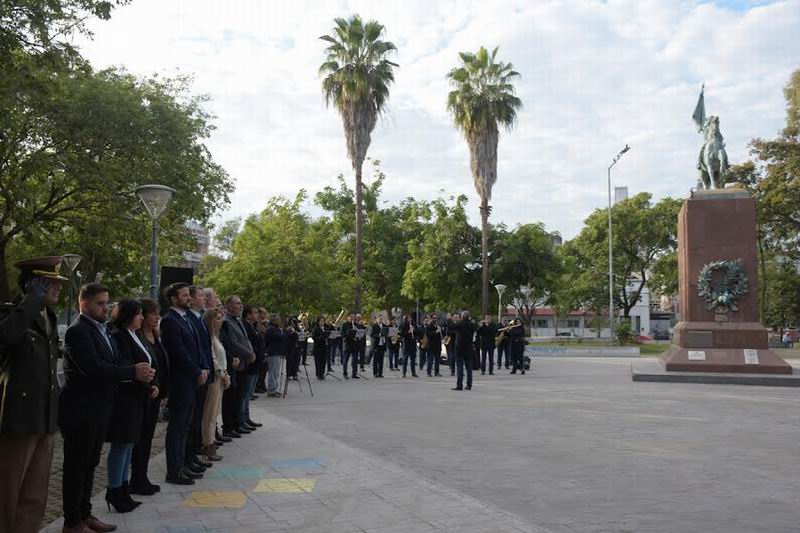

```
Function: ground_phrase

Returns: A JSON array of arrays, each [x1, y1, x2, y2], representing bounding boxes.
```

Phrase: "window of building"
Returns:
[[535, 319, 549, 328]]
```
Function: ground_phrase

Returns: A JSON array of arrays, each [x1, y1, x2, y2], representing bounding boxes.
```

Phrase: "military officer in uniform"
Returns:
[[0, 257, 67, 533]]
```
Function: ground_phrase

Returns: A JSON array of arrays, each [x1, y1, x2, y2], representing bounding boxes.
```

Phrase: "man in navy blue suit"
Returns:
[[160, 283, 207, 485], [186, 286, 213, 466]]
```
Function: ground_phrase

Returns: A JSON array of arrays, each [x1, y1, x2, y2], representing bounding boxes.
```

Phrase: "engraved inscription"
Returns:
[[686, 331, 713, 348], [688, 350, 707, 361]]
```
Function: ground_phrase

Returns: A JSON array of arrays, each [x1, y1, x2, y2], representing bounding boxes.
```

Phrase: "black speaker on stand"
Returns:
[[158, 266, 194, 315]]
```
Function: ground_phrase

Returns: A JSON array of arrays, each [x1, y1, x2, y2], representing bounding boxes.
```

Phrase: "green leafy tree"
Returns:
[[761, 259, 800, 331], [493, 223, 561, 327], [314, 160, 420, 316], [201, 192, 347, 314], [402, 195, 482, 311], [1, 55, 232, 299], [446, 46, 522, 315], [1, 0, 128, 56], [319, 14, 398, 313], [563, 193, 682, 319]]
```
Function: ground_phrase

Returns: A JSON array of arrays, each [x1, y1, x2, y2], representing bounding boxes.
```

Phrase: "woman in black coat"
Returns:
[[106, 300, 159, 512], [130, 298, 167, 496]]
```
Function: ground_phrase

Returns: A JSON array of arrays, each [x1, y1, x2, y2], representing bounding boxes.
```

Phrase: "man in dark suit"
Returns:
[[340, 314, 358, 379], [219, 296, 253, 436], [476, 314, 498, 375], [0, 257, 66, 533], [453, 311, 476, 391], [160, 282, 207, 486], [61, 283, 154, 533], [186, 286, 213, 469]]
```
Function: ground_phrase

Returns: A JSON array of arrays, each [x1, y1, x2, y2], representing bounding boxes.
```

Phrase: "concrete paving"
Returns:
[[46, 357, 800, 532]]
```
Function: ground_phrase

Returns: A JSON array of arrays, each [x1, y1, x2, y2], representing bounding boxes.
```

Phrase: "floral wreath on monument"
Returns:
[[696, 258, 749, 312]]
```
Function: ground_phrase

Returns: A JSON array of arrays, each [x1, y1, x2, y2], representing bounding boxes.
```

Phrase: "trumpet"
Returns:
[[332, 309, 345, 328], [442, 335, 452, 346]]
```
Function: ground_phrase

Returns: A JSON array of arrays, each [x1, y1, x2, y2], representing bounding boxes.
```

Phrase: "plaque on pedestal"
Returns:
[[661, 189, 792, 374]]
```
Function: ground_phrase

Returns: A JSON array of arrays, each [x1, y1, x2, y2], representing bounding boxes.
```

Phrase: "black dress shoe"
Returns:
[[129, 483, 157, 496], [250, 394, 258, 400], [351, 375, 360, 379], [195, 458, 213, 468], [181, 468, 203, 479], [223, 431, 241, 439], [451, 387, 463, 391], [237, 426, 252, 434], [465, 386, 472, 390], [412, 373, 418, 377], [166, 472, 196, 485], [185, 463, 205, 475], [247, 420, 263, 427]]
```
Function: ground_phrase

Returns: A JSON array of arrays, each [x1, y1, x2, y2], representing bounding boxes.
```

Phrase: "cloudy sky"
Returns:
[[76, 0, 800, 239]]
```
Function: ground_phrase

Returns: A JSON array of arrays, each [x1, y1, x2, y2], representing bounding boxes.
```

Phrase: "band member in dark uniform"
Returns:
[[324, 317, 336, 370], [312, 316, 328, 380], [476, 315, 498, 375], [371, 316, 388, 378], [418, 316, 428, 370], [340, 314, 359, 379], [445, 312, 457, 376], [509, 319, 526, 375], [286, 317, 300, 380], [387, 317, 400, 370], [355, 314, 367, 372], [496, 318, 510, 369], [452, 311, 476, 391], [400, 314, 418, 377], [425, 314, 443, 377]]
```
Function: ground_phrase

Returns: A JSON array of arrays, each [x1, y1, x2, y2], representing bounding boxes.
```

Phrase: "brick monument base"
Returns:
[[660, 188, 792, 374]]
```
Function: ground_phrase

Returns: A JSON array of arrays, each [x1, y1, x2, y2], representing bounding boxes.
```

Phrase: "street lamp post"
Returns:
[[62, 253, 82, 325], [607, 145, 630, 344], [494, 284, 507, 323], [135, 184, 176, 300]]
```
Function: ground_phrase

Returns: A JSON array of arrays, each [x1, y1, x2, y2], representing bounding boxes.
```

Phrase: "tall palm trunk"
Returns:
[[480, 197, 490, 316], [354, 163, 364, 313]]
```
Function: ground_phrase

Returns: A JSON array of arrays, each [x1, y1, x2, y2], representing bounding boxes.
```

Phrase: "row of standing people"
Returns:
[[307, 312, 528, 382]]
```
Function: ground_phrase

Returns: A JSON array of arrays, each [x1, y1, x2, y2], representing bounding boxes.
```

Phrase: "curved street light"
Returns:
[[494, 284, 507, 322], [607, 145, 630, 343], [136, 184, 176, 300]]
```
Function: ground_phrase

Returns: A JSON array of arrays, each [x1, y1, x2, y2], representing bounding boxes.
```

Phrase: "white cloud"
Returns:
[[75, 0, 800, 238]]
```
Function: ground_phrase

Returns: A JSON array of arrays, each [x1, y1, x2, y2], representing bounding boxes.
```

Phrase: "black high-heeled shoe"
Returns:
[[105, 487, 135, 513], [121, 481, 141, 508]]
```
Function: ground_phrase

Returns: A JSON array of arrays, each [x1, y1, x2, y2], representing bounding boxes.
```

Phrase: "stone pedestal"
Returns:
[[661, 189, 792, 374]]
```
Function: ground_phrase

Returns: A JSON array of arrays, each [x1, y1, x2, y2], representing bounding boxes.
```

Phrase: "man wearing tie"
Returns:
[[186, 286, 213, 469], [161, 283, 207, 486], [60, 283, 154, 533]]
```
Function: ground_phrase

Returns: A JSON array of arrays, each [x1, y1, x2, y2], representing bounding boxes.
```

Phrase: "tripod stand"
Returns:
[[283, 357, 314, 398]]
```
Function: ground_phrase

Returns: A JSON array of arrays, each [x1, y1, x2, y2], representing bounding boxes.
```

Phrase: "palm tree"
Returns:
[[447, 46, 522, 315], [319, 14, 398, 313]]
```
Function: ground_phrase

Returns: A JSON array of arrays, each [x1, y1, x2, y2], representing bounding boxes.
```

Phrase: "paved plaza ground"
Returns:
[[46, 357, 800, 533]]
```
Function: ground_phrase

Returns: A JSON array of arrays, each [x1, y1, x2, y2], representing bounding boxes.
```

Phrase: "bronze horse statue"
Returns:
[[697, 116, 728, 189]]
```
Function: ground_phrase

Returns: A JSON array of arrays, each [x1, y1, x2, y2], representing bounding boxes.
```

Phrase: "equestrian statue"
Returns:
[[692, 84, 729, 189]]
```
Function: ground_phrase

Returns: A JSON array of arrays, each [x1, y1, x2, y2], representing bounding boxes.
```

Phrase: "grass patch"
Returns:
[[639, 343, 670, 357]]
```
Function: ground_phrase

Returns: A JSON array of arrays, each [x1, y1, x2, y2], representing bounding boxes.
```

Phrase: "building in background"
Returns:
[[181, 220, 210, 271]]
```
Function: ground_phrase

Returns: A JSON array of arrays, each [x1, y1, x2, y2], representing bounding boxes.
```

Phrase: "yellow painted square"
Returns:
[[253, 478, 317, 493], [184, 490, 248, 508]]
